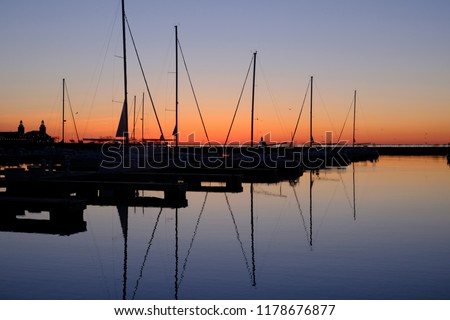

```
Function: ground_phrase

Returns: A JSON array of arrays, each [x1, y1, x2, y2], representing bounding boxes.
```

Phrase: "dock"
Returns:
[[0, 161, 300, 236], [91, 171, 244, 193], [6, 179, 189, 209]]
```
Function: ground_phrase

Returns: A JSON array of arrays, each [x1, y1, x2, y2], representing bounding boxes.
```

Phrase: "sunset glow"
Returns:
[[1, 0, 449, 144]]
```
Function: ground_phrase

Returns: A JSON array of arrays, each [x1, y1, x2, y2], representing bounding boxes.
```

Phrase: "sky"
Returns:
[[1, 0, 449, 144]]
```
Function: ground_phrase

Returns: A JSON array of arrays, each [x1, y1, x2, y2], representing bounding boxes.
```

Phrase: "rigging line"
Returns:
[[134, 100, 142, 135], [355, 95, 374, 143], [84, 208, 112, 298], [338, 170, 354, 211], [132, 207, 163, 300], [130, 96, 143, 141], [126, 16, 166, 141], [64, 81, 80, 142], [315, 80, 338, 136], [291, 184, 310, 245], [257, 57, 288, 141], [224, 54, 254, 145], [48, 86, 61, 138], [313, 176, 339, 243], [177, 39, 211, 145], [161, 31, 175, 131], [178, 192, 208, 287], [337, 96, 355, 143], [290, 79, 311, 146], [224, 193, 253, 283], [83, 2, 120, 138]]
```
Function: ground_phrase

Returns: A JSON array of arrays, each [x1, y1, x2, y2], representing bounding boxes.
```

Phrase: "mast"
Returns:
[[251, 51, 257, 147], [141, 92, 144, 142], [353, 90, 356, 148], [123, 0, 129, 144], [175, 25, 179, 148], [133, 95, 136, 141], [62, 78, 65, 143], [310, 76, 314, 145], [115, 0, 129, 144], [122, 0, 128, 144]]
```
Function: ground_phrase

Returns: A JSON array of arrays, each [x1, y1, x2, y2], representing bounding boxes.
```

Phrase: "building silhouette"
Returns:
[[0, 120, 53, 144]]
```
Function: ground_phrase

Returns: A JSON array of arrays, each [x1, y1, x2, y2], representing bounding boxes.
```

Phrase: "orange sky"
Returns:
[[1, 84, 449, 145]]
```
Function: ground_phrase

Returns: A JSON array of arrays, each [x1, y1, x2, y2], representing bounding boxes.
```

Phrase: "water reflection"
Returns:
[[1, 156, 450, 299], [111, 168, 362, 299], [0, 166, 365, 299], [119, 185, 259, 299], [0, 198, 86, 236]]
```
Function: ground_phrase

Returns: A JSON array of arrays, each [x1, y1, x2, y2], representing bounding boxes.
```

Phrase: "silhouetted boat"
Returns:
[[296, 76, 350, 169], [107, 44, 302, 179], [216, 51, 303, 175], [341, 90, 379, 162], [2, 1, 302, 179]]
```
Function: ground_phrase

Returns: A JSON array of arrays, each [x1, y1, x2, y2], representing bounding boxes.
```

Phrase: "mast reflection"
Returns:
[[117, 205, 128, 300], [109, 174, 313, 299], [250, 183, 256, 286]]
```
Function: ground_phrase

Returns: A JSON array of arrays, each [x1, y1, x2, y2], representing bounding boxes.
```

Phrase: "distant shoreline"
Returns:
[[348, 144, 449, 156], [0, 140, 448, 157]]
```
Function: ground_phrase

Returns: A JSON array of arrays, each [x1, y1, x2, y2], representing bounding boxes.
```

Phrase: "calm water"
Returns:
[[1, 156, 449, 300]]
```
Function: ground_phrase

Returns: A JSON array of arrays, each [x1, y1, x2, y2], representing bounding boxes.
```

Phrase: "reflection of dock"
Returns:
[[0, 196, 86, 235], [2, 168, 190, 208]]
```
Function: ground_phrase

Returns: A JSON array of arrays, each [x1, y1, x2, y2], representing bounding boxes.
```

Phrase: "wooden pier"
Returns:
[[0, 164, 291, 237], [93, 171, 244, 193], [5, 179, 189, 208]]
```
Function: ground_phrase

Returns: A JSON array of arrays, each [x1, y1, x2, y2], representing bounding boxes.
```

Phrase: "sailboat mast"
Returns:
[[121, 0, 129, 144], [133, 95, 136, 141], [251, 51, 257, 147], [353, 90, 356, 148], [142, 92, 144, 142], [175, 25, 179, 148], [310, 76, 314, 144], [62, 78, 65, 143]]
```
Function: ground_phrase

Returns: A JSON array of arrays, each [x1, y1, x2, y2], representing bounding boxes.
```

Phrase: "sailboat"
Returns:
[[105, 3, 301, 179], [220, 52, 303, 177], [64, 0, 133, 171], [341, 90, 379, 162], [298, 76, 350, 169], [115, 0, 130, 144], [99, 0, 175, 170]]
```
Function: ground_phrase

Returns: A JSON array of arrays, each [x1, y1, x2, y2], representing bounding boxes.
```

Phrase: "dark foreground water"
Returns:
[[1, 156, 449, 300]]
